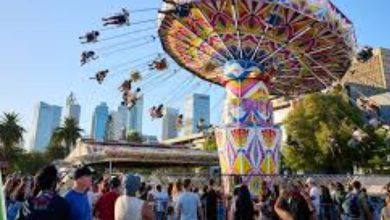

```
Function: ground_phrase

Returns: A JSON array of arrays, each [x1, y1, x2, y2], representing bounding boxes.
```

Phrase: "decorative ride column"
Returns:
[[215, 60, 282, 195]]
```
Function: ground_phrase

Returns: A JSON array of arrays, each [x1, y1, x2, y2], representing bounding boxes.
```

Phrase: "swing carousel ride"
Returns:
[[80, 0, 356, 193]]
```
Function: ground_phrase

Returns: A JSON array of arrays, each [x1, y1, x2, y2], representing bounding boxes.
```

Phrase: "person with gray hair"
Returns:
[[114, 174, 154, 220], [306, 177, 321, 218]]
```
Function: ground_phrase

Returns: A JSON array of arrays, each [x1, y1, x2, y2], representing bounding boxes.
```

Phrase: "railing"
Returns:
[[141, 173, 390, 194]]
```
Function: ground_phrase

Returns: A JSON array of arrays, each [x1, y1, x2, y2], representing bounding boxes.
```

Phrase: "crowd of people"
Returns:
[[3, 165, 390, 220]]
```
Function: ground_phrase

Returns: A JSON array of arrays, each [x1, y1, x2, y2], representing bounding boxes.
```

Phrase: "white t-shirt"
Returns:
[[176, 192, 201, 220], [92, 192, 102, 207], [86, 191, 99, 208], [309, 186, 321, 214], [115, 195, 144, 220], [172, 192, 182, 211]]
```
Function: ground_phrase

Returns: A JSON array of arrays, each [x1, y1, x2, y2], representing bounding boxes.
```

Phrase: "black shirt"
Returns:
[[206, 189, 218, 220], [17, 191, 70, 220]]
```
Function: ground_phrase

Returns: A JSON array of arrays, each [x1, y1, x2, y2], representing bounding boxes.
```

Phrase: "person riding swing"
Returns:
[[159, 0, 192, 18], [80, 51, 98, 66], [102, 8, 130, 27], [90, 69, 109, 84], [79, 31, 100, 44]]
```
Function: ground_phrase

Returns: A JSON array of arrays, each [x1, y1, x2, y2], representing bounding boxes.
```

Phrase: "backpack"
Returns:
[[344, 193, 361, 218]]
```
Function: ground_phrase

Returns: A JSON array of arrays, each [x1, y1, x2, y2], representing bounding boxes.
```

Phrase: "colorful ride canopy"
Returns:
[[158, 0, 355, 95]]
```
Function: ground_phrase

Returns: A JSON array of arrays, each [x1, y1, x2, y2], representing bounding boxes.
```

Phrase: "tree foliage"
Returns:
[[13, 151, 49, 174], [204, 132, 218, 152], [2, 146, 49, 174], [52, 117, 83, 155], [45, 144, 68, 162], [0, 112, 68, 174], [0, 112, 25, 158], [282, 92, 386, 174], [127, 131, 143, 143]]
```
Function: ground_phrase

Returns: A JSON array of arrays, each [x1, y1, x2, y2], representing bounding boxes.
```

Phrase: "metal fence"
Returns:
[[141, 172, 390, 195]]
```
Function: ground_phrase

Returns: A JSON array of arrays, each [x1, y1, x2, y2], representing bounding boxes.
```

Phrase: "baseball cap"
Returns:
[[74, 166, 93, 180]]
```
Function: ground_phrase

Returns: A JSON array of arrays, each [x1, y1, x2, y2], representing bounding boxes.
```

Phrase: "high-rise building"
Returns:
[[26, 102, 62, 151], [128, 96, 143, 134], [162, 107, 179, 140], [111, 105, 130, 141], [91, 102, 109, 141], [64, 92, 81, 123], [184, 93, 210, 135], [104, 99, 144, 141], [104, 114, 114, 141]]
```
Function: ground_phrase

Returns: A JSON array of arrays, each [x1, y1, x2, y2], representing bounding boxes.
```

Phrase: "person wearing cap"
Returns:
[[94, 177, 122, 220], [16, 165, 71, 220], [64, 166, 93, 220], [114, 174, 154, 220]]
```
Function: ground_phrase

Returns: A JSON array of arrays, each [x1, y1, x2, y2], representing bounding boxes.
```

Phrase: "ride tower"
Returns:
[[157, 0, 356, 194]]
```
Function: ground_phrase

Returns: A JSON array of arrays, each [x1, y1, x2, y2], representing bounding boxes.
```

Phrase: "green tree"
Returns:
[[204, 132, 218, 152], [52, 117, 83, 155], [13, 151, 48, 174], [360, 126, 390, 173], [0, 112, 25, 159], [127, 131, 143, 143], [45, 144, 68, 161], [282, 92, 381, 174]]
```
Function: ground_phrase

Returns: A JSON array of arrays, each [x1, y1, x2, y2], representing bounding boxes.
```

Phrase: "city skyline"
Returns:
[[128, 96, 143, 134], [184, 93, 210, 135], [25, 102, 62, 151], [91, 102, 109, 141], [24, 91, 212, 142], [1, 0, 390, 138], [64, 92, 81, 123], [110, 106, 128, 141], [162, 107, 179, 140]]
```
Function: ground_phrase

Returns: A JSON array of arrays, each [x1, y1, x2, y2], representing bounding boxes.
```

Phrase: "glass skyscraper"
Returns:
[[91, 102, 109, 141], [64, 92, 81, 123], [184, 93, 210, 135], [26, 102, 62, 151], [111, 105, 130, 141], [108, 98, 144, 141], [128, 96, 143, 134], [162, 107, 179, 140]]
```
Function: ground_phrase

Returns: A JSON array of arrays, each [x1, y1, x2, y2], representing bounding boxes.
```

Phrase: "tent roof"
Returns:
[[64, 140, 219, 167]]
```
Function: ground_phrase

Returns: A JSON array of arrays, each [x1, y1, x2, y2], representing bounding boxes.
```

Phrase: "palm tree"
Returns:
[[52, 117, 83, 155], [0, 112, 25, 157]]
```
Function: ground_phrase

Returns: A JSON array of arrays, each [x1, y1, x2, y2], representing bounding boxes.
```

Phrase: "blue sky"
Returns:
[[0, 0, 389, 139]]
